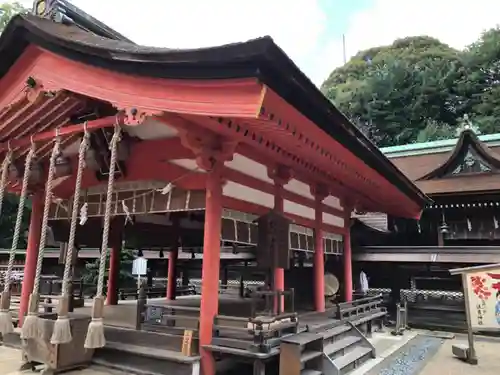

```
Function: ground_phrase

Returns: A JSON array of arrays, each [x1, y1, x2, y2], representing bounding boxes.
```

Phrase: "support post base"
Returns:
[[452, 344, 478, 365]]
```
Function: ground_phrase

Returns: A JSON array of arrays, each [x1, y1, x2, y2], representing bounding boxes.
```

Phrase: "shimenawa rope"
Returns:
[[21, 133, 60, 339], [0, 143, 36, 335], [84, 123, 121, 349], [50, 125, 90, 344]]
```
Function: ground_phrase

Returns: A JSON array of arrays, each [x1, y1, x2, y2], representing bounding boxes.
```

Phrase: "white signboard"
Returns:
[[132, 257, 148, 276], [465, 268, 500, 330]]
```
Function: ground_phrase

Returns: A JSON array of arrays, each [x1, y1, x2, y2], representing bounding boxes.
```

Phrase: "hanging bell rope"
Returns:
[[0, 143, 36, 335], [0, 146, 13, 218], [84, 123, 121, 349], [51, 124, 90, 344], [21, 131, 61, 340]]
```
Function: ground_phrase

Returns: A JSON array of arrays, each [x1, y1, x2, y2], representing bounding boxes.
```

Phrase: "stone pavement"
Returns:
[[0, 346, 121, 375], [418, 334, 500, 375]]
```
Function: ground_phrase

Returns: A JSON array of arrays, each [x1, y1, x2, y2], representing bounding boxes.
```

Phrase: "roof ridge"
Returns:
[[382, 132, 500, 156]]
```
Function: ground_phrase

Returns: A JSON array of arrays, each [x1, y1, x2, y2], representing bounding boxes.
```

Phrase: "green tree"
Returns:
[[0, 2, 30, 249], [82, 247, 136, 288], [322, 33, 500, 146], [463, 27, 500, 135], [0, 2, 27, 33], [0, 194, 30, 248]]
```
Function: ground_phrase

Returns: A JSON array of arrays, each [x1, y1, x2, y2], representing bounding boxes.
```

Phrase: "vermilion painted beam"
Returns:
[[0, 115, 118, 152], [53, 157, 206, 199], [222, 196, 345, 235], [222, 167, 343, 219], [178, 113, 357, 204], [157, 115, 346, 217]]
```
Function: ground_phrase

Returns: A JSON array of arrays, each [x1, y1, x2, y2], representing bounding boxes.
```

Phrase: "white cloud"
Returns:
[[315, 0, 500, 84]]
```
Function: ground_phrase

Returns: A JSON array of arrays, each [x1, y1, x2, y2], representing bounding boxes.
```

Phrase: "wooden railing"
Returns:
[[336, 294, 384, 319], [3, 278, 86, 326], [332, 294, 386, 336], [118, 284, 196, 300], [211, 311, 299, 353]]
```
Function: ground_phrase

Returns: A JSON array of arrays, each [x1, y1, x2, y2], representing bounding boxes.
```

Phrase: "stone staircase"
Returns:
[[279, 322, 375, 375]]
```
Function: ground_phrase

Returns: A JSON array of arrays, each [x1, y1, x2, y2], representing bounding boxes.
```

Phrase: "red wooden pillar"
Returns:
[[199, 162, 223, 375], [19, 191, 44, 326], [166, 249, 178, 300], [273, 188, 285, 314], [107, 219, 124, 305], [268, 165, 292, 313], [312, 184, 328, 312], [343, 207, 353, 302], [106, 243, 121, 306]]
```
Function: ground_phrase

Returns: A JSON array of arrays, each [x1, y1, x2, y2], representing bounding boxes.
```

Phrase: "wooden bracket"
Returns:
[[310, 183, 329, 201], [118, 107, 162, 126], [267, 165, 293, 186]]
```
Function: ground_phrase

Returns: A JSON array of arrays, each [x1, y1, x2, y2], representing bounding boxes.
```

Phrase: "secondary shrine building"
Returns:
[[353, 127, 500, 294], [0, 13, 428, 375]]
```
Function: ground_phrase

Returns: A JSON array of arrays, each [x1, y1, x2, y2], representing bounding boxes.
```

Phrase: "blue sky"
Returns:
[[13, 0, 500, 86]]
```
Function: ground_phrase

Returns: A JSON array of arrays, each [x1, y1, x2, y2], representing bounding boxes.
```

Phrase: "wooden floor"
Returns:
[[74, 295, 337, 330]]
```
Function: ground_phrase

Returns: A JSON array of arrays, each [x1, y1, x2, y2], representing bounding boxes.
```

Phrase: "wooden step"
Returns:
[[282, 332, 321, 345], [322, 324, 351, 339], [324, 336, 361, 356], [94, 342, 200, 375], [300, 350, 323, 363], [301, 369, 322, 375], [332, 346, 372, 370], [104, 342, 198, 363]]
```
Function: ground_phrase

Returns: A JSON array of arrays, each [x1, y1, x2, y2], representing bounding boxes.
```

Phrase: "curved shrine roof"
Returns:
[[386, 130, 500, 195], [0, 14, 429, 214]]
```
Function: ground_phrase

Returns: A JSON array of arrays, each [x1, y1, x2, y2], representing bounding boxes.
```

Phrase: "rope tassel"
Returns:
[[22, 134, 60, 340], [0, 146, 34, 336], [85, 123, 121, 349], [51, 126, 90, 344]]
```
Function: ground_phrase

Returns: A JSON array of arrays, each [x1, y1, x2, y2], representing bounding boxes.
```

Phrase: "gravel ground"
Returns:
[[366, 335, 443, 375]]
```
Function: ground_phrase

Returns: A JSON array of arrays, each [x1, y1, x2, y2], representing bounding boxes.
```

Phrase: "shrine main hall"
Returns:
[[0, 12, 428, 375]]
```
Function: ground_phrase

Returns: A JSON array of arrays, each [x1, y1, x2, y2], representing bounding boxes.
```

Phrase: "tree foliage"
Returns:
[[0, 2, 26, 33], [82, 247, 136, 288], [0, 2, 30, 249], [322, 32, 500, 146]]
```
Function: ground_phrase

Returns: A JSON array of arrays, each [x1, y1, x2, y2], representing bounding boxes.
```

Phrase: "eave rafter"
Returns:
[[0, 82, 90, 191], [257, 87, 421, 217], [179, 112, 388, 215], [155, 114, 344, 216]]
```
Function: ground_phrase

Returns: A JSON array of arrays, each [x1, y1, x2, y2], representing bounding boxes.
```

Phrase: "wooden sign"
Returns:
[[256, 211, 291, 269], [464, 268, 500, 330], [450, 263, 500, 365], [181, 329, 193, 356]]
